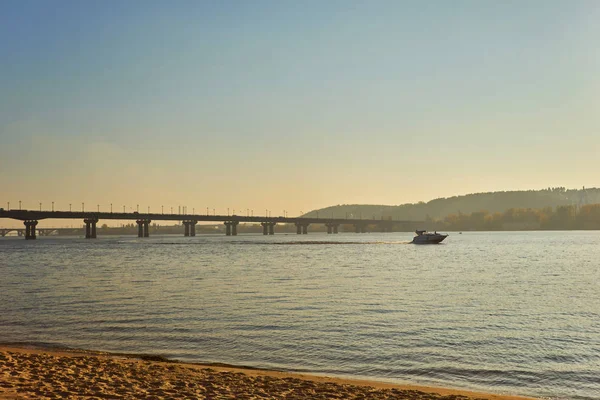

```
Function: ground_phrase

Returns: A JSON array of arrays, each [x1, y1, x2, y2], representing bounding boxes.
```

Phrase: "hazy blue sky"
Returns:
[[1, 0, 599, 224]]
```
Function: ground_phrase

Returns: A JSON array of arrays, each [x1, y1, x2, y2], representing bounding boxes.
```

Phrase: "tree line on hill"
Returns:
[[429, 203, 600, 231], [305, 187, 600, 222]]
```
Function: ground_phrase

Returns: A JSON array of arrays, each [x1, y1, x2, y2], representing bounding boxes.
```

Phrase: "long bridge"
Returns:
[[0, 209, 421, 240]]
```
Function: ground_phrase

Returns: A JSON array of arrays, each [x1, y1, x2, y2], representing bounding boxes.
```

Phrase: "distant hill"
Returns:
[[304, 187, 600, 221]]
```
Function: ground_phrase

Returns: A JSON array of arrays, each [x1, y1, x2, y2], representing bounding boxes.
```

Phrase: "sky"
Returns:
[[1, 0, 599, 227]]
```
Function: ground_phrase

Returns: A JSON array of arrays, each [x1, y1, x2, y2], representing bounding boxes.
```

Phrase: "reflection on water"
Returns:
[[1, 231, 599, 399]]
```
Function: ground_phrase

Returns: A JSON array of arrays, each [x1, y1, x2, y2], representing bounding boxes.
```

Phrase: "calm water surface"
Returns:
[[1, 231, 599, 399]]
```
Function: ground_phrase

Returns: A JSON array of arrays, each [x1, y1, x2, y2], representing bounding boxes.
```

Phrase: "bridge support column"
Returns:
[[326, 223, 333, 234], [225, 222, 232, 236], [295, 222, 309, 234], [184, 221, 190, 237], [354, 224, 367, 233], [231, 221, 239, 236], [143, 220, 150, 237], [24, 220, 38, 240], [261, 222, 268, 235], [84, 218, 98, 239], [137, 220, 144, 237], [269, 222, 275, 235], [333, 224, 338, 234], [190, 221, 197, 237]]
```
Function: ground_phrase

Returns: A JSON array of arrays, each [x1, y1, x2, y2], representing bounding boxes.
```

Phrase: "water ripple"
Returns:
[[1, 231, 600, 399]]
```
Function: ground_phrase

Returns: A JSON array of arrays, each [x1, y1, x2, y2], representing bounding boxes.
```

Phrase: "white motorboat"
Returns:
[[412, 230, 448, 244]]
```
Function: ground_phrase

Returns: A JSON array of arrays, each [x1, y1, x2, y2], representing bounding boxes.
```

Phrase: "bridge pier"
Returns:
[[24, 220, 38, 240], [325, 223, 339, 234], [354, 223, 367, 233], [295, 222, 309, 234], [136, 219, 151, 237], [182, 220, 198, 236], [190, 220, 197, 236], [261, 222, 275, 235], [84, 218, 99, 238], [183, 221, 198, 237], [224, 221, 239, 236]]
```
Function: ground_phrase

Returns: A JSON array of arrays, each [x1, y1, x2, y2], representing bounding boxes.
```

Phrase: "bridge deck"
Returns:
[[0, 210, 418, 226]]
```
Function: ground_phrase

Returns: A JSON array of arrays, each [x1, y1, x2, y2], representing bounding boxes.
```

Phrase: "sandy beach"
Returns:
[[0, 346, 536, 400]]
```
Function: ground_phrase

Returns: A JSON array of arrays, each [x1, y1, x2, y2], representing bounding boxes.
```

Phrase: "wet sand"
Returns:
[[0, 346, 536, 399]]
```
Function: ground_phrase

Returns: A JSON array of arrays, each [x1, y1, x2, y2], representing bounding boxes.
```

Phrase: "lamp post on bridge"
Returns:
[[39, 202, 41, 211], [69, 204, 72, 212], [7, 202, 9, 211], [111, 203, 113, 213], [97, 204, 100, 212], [52, 202, 54, 212], [162, 205, 164, 214], [137, 204, 139, 213], [82, 203, 84, 212], [19, 200, 21, 210]]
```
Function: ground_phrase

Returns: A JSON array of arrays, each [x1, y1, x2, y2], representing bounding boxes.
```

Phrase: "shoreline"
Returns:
[[0, 345, 537, 399]]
